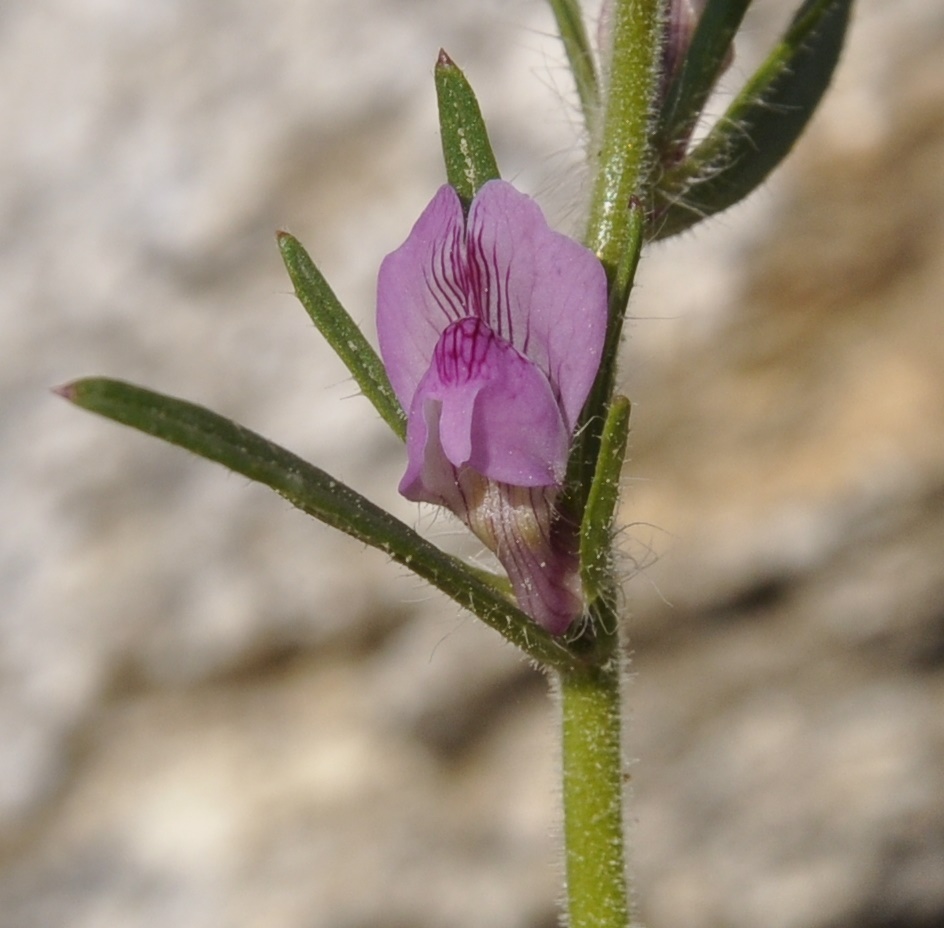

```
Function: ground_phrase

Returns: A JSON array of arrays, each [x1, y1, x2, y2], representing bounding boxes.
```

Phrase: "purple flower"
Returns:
[[377, 180, 607, 634]]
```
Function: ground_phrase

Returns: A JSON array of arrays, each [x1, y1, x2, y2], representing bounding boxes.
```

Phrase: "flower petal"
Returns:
[[462, 479, 583, 635], [376, 185, 468, 413], [398, 395, 458, 506], [464, 180, 607, 430], [399, 318, 569, 503]]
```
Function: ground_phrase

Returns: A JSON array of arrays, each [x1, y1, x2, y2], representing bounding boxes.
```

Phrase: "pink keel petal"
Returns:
[[400, 318, 569, 504], [398, 399, 457, 506]]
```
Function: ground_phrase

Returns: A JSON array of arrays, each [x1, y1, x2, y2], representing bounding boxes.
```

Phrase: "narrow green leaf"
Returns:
[[278, 232, 406, 441], [58, 377, 578, 670], [659, 0, 752, 150], [579, 395, 630, 607], [546, 0, 600, 133], [654, 0, 854, 240], [434, 49, 500, 204]]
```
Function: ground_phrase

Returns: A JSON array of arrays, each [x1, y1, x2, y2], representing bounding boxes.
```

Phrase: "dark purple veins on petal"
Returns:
[[466, 213, 513, 344], [425, 222, 467, 324], [434, 317, 491, 386]]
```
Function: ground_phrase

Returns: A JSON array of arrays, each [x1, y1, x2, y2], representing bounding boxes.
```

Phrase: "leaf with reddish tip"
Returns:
[[434, 50, 500, 205], [58, 376, 579, 669]]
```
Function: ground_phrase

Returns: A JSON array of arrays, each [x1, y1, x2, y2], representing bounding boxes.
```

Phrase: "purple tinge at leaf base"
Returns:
[[377, 180, 608, 635]]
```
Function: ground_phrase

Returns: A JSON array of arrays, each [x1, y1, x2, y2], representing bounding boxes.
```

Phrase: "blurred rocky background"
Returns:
[[2, 1, 943, 926]]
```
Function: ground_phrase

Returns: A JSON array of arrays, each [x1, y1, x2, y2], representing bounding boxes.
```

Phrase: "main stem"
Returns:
[[569, 0, 662, 509], [560, 649, 629, 928], [586, 0, 662, 269], [558, 2, 663, 927]]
